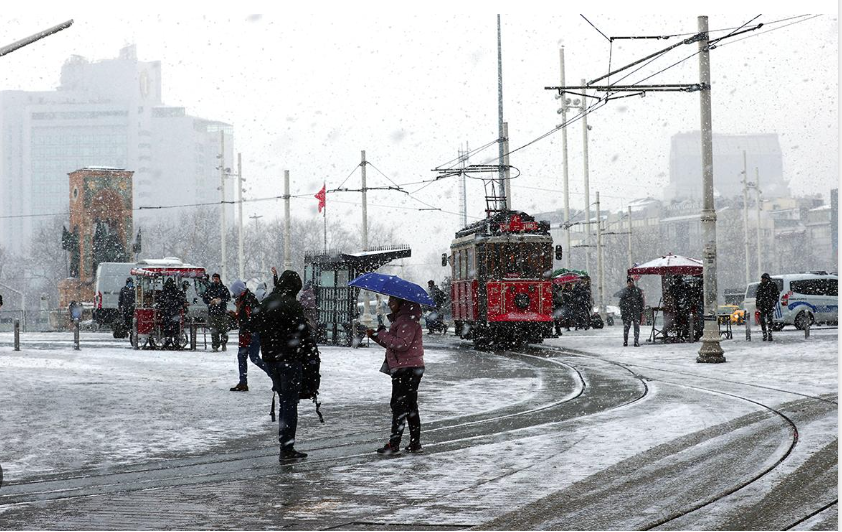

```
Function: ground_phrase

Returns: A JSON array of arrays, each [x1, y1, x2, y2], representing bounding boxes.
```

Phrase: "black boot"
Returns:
[[279, 447, 307, 461]]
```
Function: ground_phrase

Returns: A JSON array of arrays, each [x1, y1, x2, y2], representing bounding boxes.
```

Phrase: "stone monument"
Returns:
[[58, 167, 134, 309]]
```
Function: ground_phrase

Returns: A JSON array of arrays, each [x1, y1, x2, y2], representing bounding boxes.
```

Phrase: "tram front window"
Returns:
[[492, 243, 550, 278]]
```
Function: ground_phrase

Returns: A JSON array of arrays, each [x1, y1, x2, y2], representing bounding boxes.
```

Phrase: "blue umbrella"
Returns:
[[348, 272, 435, 306]]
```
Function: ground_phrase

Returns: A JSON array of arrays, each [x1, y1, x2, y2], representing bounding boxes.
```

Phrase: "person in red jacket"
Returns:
[[366, 296, 425, 455]]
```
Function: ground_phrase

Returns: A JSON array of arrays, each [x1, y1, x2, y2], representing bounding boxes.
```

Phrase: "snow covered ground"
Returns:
[[0, 323, 836, 528]]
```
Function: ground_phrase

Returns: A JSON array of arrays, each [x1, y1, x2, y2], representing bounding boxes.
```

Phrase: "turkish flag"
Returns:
[[315, 184, 326, 213]]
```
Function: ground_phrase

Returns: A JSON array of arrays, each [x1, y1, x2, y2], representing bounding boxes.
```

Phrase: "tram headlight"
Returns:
[[514, 293, 530, 309]]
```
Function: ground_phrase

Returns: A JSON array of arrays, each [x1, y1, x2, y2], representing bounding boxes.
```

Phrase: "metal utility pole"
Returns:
[[219, 131, 228, 283], [628, 206, 633, 270], [503, 122, 512, 208], [459, 143, 469, 228], [361, 150, 368, 250], [497, 14, 507, 211], [237, 153, 244, 281], [250, 214, 264, 275], [581, 79, 592, 275], [559, 47, 571, 268], [0, 20, 73, 58], [696, 15, 725, 364], [741, 150, 751, 287], [596, 192, 605, 321], [283, 170, 292, 272], [755, 167, 763, 279]]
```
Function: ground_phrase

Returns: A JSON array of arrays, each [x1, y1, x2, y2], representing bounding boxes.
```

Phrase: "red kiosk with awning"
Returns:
[[628, 254, 704, 343]]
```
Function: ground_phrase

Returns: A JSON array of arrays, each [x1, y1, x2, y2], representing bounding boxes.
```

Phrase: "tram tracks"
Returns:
[[0, 343, 644, 509], [478, 343, 837, 531]]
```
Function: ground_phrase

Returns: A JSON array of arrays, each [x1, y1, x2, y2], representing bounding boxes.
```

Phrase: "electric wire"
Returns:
[[580, 15, 610, 42], [2, 15, 824, 224]]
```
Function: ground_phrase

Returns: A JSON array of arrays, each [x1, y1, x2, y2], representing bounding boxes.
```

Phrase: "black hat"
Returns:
[[211, 272, 221, 279], [627, 277, 634, 283], [761, 272, 771, 279]]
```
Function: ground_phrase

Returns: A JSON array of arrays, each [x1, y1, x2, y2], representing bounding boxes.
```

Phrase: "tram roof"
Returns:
[[453, 210, 551, 240]]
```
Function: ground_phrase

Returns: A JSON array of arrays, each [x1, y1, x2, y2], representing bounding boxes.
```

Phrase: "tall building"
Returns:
[[0, 45, 234, 255], [664, 132, 790, 203]]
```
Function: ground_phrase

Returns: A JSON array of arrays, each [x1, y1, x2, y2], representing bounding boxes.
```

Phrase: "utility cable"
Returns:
[[581, 15, 611, 42]]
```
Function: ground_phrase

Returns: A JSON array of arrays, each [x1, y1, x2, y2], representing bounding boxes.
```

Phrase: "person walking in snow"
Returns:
[[756, 272, 781, 341], [618, 277, 645, 347], [255, 270, 317, 462], [229, 279, 271, 392], [118, 277, 135, 333], [365, 296, 425, 455], [203, 273, 231, 352]]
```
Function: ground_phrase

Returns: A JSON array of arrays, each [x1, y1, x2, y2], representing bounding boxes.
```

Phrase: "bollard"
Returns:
[[805, 320, 810, 339], [190, 319, 197, 351], [745, 311, 751, 341], [14, 319, 20, 351], [73, 320, 80, 350]]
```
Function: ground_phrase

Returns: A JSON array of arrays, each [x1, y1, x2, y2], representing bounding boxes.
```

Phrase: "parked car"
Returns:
[[742, 272, 838, 330]]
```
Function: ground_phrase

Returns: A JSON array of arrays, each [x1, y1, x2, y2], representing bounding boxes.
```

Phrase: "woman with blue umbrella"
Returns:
[[351, 273, 431, 455]]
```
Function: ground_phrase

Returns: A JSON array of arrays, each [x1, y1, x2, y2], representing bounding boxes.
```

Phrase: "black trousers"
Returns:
[[389, 367, 424, 447], [759, 309, 775, 337]]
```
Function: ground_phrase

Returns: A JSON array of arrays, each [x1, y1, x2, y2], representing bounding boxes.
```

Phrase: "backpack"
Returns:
[[270, 340, 324, 424]]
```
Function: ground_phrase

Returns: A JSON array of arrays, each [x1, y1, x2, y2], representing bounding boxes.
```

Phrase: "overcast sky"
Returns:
[[2, 8, 838, 263]]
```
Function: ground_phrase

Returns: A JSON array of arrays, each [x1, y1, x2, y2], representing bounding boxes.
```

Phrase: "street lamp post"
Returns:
[[696, 16, 726, 363]]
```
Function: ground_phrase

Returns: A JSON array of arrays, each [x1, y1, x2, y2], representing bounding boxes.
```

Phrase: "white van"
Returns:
[[93, 262, 136, 327], [742, 273, 838, 330]]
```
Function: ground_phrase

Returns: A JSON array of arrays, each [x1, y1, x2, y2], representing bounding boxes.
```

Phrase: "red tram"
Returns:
[[445, 210, 562, 348]]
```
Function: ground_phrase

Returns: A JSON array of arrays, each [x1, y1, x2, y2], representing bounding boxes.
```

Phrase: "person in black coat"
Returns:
[[118, 277, 135, 331], [670, 276, 690, 342], [158, 278, 187, 348], [255, 270, 316, 462], [756, 272, 781, 341], [619, 277, 645, 346], [202, 273, 231, 351]]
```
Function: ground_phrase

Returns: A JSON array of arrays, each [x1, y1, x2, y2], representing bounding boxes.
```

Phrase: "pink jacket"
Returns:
[[373, 302, 425, 370]]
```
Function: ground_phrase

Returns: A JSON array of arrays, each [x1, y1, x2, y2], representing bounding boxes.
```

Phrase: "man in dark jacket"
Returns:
[[756, 272, 781, 341], [670, 276, 690, 342], [618, 277, 645, 347], [202, 273, 231, 352], [255, 270, 316, 462], [158, 278, 187, 348], [118, 277, 135, 332]]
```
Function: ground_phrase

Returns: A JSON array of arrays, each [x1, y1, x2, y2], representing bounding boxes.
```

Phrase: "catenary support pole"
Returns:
[[361, 150, 368, 250], [742, 150, 751, 288], [497, 15, 507, 212], [596, 192, 605, 321], [283, 170, 292, 271], [696, 15, 726, 363], [219, 131, 228, 283], [559, 47, 571, 268], [628, 206, 633, 270], [755, 167, 762, 279], [582, 79, 591, 274], [503, 122, 511, 209], [237, 153, 244, 280]]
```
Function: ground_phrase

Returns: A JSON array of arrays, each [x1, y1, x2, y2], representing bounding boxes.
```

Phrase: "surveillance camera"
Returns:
[[557, 108, 564, 114], [587, 125, 593, 131], [554, 93, 562, 100], [573, 99, 581, 105], [564, 98, 571, 105]]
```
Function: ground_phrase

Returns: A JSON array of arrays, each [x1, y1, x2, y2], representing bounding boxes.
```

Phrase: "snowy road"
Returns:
[[0, 326, 836, 530]]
